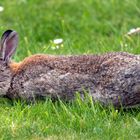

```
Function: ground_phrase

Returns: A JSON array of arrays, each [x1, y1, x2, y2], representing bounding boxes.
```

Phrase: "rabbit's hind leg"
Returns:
[[113, 65, 140, 108]]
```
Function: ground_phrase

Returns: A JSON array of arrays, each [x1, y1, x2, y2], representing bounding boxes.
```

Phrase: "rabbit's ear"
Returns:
[[0, 30, 18, 62]]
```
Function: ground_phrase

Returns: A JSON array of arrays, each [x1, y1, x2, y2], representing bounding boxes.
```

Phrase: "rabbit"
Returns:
[[1, 29, 140, 108]]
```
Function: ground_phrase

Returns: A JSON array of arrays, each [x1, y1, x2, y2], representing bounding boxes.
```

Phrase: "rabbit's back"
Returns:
[[11, 52, 140, 74], [8, 52, 140, 107]]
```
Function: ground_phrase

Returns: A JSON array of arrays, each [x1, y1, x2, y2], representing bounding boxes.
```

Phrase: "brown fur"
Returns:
[[4, 52, 140, 108]]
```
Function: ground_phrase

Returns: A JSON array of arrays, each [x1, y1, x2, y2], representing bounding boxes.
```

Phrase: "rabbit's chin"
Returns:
[[0, 65, 12, 96]]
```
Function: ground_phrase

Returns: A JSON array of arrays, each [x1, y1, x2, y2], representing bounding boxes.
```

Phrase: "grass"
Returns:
[[0, 0, 140, 139]]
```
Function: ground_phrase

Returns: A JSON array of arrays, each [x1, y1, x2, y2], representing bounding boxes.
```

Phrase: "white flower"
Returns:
[[127, 27, 140, 35], [53, 39, 63, 44], [50, 38, 64, 50], [0, 6, 4, 12]]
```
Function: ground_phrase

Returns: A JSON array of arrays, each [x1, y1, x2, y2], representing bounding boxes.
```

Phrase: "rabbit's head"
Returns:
[[0, 30, 18, 95]]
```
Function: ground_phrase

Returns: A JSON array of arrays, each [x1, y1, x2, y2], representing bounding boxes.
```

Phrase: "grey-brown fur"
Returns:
[[7, 52, 140, 108], [1, 30, 140, 108]]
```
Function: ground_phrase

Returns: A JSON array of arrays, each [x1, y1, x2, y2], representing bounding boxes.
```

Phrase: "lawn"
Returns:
[[0, 0, 140, 139]]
